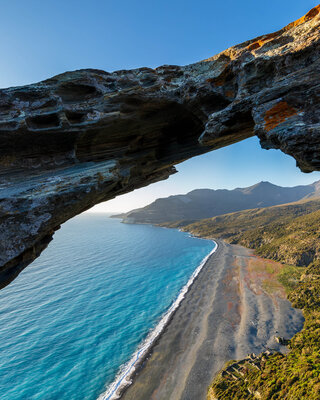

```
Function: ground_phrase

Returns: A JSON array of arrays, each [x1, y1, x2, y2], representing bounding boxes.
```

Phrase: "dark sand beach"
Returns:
[[121, 240, 304, 400]]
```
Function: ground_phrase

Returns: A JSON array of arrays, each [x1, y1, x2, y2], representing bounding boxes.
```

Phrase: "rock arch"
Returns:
[[1, 5, 320, 288]]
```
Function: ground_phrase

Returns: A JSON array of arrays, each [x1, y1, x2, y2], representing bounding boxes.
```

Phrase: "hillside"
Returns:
[[172, 199, 320, 267], [178, 200, 320, 399], [113, 181, 320, 224], [208, 261, 320, 400]]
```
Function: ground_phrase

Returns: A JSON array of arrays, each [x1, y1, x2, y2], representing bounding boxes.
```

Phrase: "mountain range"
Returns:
[[112, 180, 320, 224]]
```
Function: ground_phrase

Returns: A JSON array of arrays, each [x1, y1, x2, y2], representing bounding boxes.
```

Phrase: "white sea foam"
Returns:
[[97, 240, 218, 400]]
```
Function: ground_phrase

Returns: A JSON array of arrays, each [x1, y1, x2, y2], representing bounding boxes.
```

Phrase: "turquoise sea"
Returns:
[[0, 214, 214, 400]]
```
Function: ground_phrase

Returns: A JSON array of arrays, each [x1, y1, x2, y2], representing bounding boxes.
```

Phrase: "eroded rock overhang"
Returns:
[[1, 5, 320, 288]]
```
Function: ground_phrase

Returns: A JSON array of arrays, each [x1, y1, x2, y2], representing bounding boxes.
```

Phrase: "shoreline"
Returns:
[[120, 239, 304, 400], [98, 240, 218, 400]]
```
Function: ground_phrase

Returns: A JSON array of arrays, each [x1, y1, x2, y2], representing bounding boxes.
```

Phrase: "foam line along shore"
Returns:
[[98, 241, 218, 400], [120, 240, 304, 400]]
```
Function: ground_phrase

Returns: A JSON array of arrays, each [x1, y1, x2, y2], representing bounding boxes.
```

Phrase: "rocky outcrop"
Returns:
[[207, 351, 275, 400], [1, 6, 320, 288]]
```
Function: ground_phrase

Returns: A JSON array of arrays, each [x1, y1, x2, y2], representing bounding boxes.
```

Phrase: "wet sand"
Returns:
[[121, 240, 304, 400]]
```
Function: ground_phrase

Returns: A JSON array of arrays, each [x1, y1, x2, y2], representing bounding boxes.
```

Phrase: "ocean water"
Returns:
[[0, 213, 214, 400]]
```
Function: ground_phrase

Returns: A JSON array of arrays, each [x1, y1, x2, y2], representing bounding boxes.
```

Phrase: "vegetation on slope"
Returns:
[[207, 262, 320, 399], [178, 200, 320, 399], [170, 199, 320, 267]]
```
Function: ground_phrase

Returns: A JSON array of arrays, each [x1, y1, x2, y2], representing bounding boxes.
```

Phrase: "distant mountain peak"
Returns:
[[112, 181, 320, 225], [249, 181, 277, 188]]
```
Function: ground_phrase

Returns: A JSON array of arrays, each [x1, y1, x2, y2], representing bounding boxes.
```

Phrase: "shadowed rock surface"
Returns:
[[1, 5, 320, 288]]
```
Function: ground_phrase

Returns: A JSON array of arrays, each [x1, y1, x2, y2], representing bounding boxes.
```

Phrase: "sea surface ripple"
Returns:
[[0, 214, 214, 400]]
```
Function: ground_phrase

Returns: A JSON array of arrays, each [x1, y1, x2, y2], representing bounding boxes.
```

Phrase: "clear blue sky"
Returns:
[[1, 0, 319, 212]]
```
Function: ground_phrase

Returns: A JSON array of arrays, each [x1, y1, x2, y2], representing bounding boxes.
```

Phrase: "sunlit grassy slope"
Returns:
[[162, 199, 320, 267], [161, 199, 320, 399]]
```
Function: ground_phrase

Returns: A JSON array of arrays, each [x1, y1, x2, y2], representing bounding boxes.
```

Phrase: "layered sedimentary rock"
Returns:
[[1, 6, 320, 288]]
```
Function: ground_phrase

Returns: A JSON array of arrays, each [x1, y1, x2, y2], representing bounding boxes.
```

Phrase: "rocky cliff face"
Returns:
[[1, 5, 320, 288]]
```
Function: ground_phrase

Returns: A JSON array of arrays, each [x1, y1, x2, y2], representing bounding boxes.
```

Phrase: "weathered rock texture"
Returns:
[[1, 5, 320, 288]]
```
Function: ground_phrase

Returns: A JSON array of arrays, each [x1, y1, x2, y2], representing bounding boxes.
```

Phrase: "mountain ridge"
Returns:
[[112, 180, 320, 224]]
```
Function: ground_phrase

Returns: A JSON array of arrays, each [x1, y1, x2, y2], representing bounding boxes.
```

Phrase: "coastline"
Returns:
[[120, 240, 304, 400], [98, 240, 218, 400]]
